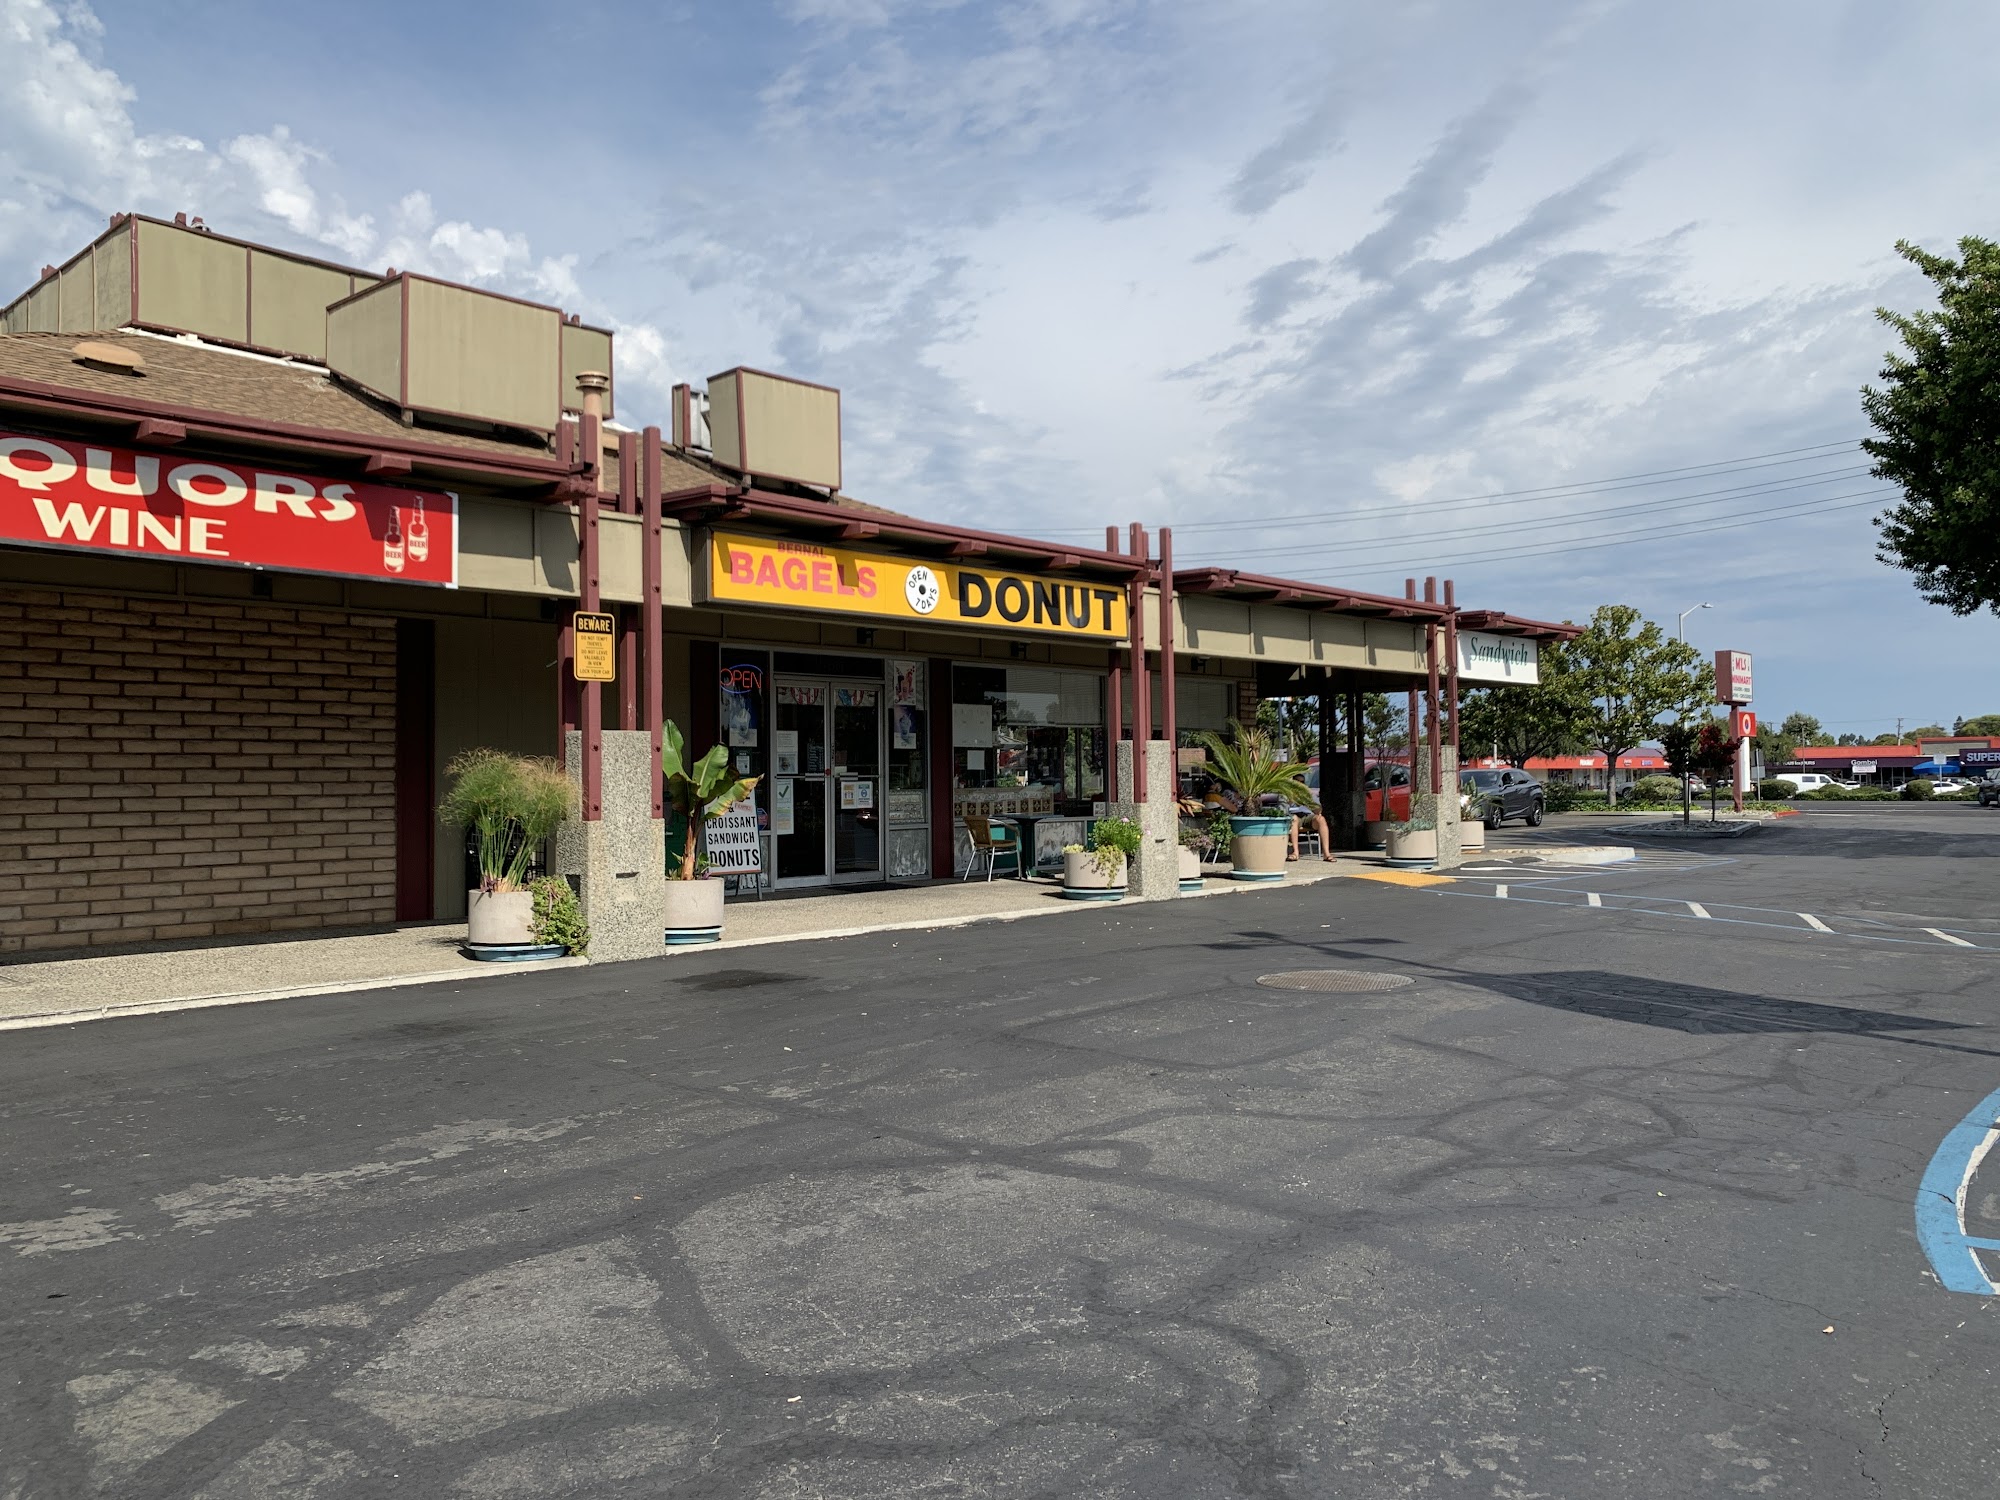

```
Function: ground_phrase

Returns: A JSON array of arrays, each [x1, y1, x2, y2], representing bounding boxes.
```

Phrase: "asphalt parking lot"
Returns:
[[3, 803, 1996, 1497]]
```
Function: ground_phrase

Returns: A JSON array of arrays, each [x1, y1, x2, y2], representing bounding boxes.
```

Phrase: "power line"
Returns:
[[1309, 490, 1889, 577], [1201, 464, 1872, 563], [1047, 438, 1866, 536]]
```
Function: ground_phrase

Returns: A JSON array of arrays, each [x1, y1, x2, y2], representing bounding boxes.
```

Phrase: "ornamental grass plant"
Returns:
[[439, 748, 576, 893]]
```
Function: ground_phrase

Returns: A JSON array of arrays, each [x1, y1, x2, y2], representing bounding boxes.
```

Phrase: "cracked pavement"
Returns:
[[3, 803, 1998, 1496]]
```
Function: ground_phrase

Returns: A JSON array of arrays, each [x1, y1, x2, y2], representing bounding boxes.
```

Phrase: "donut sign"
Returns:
[[0, 429, 457, 586]]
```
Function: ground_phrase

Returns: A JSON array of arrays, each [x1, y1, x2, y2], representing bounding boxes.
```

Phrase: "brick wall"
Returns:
[[0, 588, 398, 955]]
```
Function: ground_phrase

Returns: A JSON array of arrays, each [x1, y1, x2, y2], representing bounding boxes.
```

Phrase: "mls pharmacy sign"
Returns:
[[0, 429, 457, 586]]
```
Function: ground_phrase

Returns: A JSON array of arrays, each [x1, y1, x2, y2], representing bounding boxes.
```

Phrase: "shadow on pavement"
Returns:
[[1456, 969, 1998, 1055]]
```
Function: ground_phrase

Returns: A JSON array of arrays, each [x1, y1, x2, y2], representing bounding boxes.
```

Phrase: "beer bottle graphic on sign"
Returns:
[[407, 496, 429, 563], [383, 508, 405, 573]]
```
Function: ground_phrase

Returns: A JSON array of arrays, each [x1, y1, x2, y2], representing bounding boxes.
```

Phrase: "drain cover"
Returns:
[[1256, 970, 1413, 993]]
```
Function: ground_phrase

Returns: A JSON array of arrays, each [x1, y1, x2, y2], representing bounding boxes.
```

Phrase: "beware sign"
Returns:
[[572, 612, 615, 681]]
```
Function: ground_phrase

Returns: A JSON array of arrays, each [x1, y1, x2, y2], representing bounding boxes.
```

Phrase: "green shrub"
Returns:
[[1633, 775, 1682, 802], [1543, 783, 1607, 813], [529, 875, 589, 956], [1757, 778, 1794, 800], [1902, 778, 1934, 800]]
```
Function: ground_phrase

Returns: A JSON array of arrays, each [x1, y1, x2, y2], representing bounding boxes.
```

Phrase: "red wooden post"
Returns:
[[1128, 522, 1150, 803], [1424, 576, 1441, 794], [1105, 525, 1122, 802], [1159, 527, 1176, 790], [579, 407, 603, 820], [642, 427, 665, 819]]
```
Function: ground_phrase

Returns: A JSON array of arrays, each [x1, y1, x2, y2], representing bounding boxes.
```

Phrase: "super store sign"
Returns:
[[0, 429, 457, 586]]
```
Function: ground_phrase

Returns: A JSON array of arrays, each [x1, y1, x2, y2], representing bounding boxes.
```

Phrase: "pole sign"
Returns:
[[701, 531, 1128, 640], [0, 429, 457, 586], [572, 612, 616, 682], [1732, 709, 1756, 740], [1715, 649, 1753, 704]]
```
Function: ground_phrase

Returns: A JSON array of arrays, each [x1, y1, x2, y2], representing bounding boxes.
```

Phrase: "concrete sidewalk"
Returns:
[[0, 860, 1367, 1031]]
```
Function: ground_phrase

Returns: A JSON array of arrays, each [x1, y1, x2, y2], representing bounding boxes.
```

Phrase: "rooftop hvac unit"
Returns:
[[671, 383, 711, 451], [706, 367, 841, 490]]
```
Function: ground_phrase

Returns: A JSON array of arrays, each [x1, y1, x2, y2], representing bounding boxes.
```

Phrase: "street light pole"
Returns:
[[1676, 603, 1713, 822]]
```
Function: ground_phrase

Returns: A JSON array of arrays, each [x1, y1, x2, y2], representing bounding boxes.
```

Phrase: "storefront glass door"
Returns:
[[774, 678, 882, 886]]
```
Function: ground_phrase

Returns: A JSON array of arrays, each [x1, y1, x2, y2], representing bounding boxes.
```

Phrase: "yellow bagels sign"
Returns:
[[702, 532, 1128, 639]]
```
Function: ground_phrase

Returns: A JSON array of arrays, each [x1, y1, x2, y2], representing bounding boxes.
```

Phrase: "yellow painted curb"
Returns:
[[1347, 869, 1456, 888]]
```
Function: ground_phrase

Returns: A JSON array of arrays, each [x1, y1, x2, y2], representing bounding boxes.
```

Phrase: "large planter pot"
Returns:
[[1459, 820, 1486, 851], [1228, 815, 1290, 883], [1363, 820, 1395, 850], [1385, 828, 1439, 868], [466, 889, 560, 961], [1178, 845, 1203, 894], [664, 878, 726, 945], [1060, 850, 1127, 901]]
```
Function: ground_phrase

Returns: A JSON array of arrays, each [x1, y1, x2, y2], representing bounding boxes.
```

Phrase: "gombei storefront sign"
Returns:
[[701, 531, 1127, 639], [0, 430, 457, 586]]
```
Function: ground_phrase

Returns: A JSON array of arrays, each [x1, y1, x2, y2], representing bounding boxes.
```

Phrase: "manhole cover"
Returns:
[[1256, 970, 1413, 993]]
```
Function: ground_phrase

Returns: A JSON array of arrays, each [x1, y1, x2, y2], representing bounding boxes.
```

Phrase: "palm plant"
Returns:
[[439, 749, 575, 892], [1192, 719, 1315, 813], [664, 720, 761, 881]]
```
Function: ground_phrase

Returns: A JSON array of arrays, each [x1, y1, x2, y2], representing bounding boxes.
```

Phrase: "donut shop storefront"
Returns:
[[666, 518, 1161, 886]]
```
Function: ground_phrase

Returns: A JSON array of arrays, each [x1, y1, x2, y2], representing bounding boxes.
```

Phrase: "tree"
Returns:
[[1256, 696, 1320, 761], [1908, 723, 1948, 739], [1865, 237, 2000, 615], [1779, 712, 1829, 745], [1956, 713, 2000, 735], [1837, 733, 1864, 747], [1569, 605, 1711, 807], [1457, 636, 1592, 767]]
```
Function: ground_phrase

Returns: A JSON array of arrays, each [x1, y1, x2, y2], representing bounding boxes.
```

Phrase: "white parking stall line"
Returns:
[[1800, 913, 1832, 932], [1927, 928, 1978, 948], [1687, 902, 1712, 919], [1586, 892, 1602, 908]]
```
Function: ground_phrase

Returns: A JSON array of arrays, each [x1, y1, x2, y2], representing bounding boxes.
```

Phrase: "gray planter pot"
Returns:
[[1060, 849, 1126, 901], [1385, 828, 1439, 867], [1459, 820, 1486, 851], [1363, 820, 1395, 850], [664, 878, 726, 945], [1178, 845, 1202, 893], [467, 889, 560, 961]]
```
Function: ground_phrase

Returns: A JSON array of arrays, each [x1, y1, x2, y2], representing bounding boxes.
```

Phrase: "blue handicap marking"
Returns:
[[1915, 1083, 2000, 1295]]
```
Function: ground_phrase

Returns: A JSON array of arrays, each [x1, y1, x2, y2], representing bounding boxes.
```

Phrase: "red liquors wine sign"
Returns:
[[0, 429, 457, 586]]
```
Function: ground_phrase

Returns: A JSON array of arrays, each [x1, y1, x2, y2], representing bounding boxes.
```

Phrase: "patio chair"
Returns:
[[960, 816, 1020, 881]]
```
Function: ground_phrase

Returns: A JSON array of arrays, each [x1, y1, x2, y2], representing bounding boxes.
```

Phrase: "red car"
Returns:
[[1305, 759, 1411, 822]]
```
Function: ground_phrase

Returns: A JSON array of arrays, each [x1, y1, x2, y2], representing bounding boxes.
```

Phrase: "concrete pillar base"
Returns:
[[557, 730, 667, 964], [1412, 744, 1463, 871], [1111, 740, 1181, 902]]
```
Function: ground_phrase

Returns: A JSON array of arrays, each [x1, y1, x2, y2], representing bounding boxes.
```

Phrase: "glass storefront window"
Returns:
[[952, 665, 1104, 814]]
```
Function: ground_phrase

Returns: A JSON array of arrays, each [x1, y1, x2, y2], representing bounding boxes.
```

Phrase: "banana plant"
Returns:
[[664, 720, 761, 881]]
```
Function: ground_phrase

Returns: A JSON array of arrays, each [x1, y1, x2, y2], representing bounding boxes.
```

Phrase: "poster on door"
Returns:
[[839, 779, 874, 810], [706, 796, 761, 875], [775, 729, 799, 776], [773, 779, 795, 834]]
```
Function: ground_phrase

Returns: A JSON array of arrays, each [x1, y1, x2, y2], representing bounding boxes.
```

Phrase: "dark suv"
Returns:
[[1460, 768, 1545, 827]]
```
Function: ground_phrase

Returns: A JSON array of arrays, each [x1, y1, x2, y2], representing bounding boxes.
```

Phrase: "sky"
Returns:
[[4, 0, 1998, 735]]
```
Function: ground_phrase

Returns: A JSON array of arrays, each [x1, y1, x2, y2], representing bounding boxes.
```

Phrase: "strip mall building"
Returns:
[[1, 216, 1572, 958]]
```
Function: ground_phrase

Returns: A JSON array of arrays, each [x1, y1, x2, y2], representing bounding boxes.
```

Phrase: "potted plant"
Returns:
[[439, 748, 576, 959], [664, 720, 760, 945], [528, 875, 590, 957], [1193, 720, 1313, 883], [1176, 825, 1207, 893], [1456, 784, 1486, 851], [1061, 816, 1141, 901], [1384, 814, 1439, 868]]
